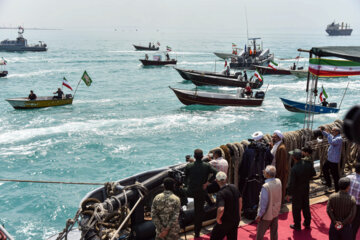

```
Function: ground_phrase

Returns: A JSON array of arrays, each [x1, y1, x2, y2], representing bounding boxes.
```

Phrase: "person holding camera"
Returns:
[[320, 126, 342, 192], [326, 177, 356, 240]]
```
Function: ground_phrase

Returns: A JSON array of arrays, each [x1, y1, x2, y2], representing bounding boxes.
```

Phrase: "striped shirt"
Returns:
[[348, 173, 360, 205], [327, 191, 356, 225]]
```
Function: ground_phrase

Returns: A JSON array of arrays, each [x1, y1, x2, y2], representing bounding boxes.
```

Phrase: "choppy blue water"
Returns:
[[0, 28, 359, 239]]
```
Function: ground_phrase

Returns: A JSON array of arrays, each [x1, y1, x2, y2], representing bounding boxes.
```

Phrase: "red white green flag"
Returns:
[[62, 77, 73, 90], [268, 60, 278, 70], [166, 46, 172, 52], [319, 86, 328, 102], [254, 70, 263, 82], [232, 43, 237, 48], [309, 58, 360, 77]]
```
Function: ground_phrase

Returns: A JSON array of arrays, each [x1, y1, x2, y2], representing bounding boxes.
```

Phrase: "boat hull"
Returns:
[[171, 87, 264, 106], [290, 70, 308, 78], [326, 29, 352, 36], [133, 44, 159, 51], [255, 65, 291, 75], [280, 97, 339, 114], [140, 59, 177, 66], [186, 72, 263, 89], [229, 54, 274, 70], [6, 96, 73, 109], [0, 46, 47, 52], [0, 70, 8, 77], [213, 52, 237, 60]]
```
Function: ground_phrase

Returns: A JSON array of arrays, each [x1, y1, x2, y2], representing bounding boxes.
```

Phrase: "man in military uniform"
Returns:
[[286, 149, 316, 230], [151, 178, 181, 240], [184, 148, 218, 238]]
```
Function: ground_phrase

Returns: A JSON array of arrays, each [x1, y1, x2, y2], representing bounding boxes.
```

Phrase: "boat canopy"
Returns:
[[310, 46, 360, 62]]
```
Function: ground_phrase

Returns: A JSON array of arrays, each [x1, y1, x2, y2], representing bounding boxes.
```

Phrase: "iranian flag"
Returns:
[[62, 77, 73, 90], [81, 71, 92, 86], [319, 86, 328, 102], [166, 46, 172, 52], [309, 58, 360, 77], [254, 70, 263, 82], [232, 43, 237, 48], [268, 60, 278, 70]]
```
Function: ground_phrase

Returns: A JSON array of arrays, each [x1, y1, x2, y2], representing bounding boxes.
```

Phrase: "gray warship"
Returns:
[[326, 21, 352, 36], [229, 38, 274, 69], [0, 27, 47, 52]]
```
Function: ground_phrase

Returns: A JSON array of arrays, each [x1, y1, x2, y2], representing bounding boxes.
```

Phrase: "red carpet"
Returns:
[[193, 201, 360, 240]]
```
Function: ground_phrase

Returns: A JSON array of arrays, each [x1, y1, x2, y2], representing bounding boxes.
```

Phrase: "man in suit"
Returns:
[[286, 149, 316, 230]]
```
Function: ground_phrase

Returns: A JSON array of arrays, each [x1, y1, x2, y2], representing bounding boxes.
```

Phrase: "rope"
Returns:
[[0, 179, 103, 185]]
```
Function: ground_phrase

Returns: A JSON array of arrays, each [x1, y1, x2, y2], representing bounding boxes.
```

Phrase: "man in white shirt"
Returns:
[[209, 149, 228, 174]]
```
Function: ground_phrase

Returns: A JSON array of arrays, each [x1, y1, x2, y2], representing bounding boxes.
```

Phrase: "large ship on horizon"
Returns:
[[325, 21, 352, 36], [0, 26, 47, 52]]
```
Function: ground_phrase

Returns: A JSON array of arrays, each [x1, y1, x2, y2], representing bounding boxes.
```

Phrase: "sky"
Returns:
[[0, 0, 360, 33]]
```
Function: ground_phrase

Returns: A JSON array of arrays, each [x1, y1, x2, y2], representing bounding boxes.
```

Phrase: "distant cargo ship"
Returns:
[[326, 21, 352, 36]]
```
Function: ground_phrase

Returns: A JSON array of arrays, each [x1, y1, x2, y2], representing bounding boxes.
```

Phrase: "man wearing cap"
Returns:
[[320, 126, 342, 192], [327, 177, 356, 239], [255, 165, 282, 240], [211, 171, 242, 240], [151, 178, 181, 240], [271, 130, 288, 202], [184, 149, 218, 238], [286, 149, 316, 230]]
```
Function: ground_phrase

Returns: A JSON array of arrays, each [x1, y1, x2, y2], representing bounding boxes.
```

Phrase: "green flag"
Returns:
[[81, 71, 92, 86]]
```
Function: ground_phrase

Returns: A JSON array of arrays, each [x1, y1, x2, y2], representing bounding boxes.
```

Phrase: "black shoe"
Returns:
[[303, 225, 311, 229], [194, 233, 200, 238], [290, 224, 301, 231]]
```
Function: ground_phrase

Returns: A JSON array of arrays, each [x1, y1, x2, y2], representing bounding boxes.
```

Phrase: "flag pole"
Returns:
[[338, 81, 350, 109], [72, 79, 82, 100]]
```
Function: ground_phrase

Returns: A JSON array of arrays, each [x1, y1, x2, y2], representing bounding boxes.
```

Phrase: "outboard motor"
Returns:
[[258, 49, 269, 60], [234, 72, 242, 78], [328, 102, 337, 108], [255, 91, 265, 99]]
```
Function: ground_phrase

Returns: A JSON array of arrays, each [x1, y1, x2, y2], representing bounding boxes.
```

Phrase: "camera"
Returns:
[[344, 105, 360, 144]]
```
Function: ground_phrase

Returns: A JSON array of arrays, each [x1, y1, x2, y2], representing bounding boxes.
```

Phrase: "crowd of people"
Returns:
[[149, 126, 360, 240]]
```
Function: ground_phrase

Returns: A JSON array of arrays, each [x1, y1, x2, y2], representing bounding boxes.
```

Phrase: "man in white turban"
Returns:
[[252, 131, 264, 141], [271, 130, 288, 202]]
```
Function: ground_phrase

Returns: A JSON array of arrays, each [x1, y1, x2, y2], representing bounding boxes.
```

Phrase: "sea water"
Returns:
[[0, 28, 359, 239]]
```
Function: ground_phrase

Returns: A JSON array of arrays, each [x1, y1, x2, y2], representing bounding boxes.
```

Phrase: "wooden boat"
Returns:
[[185, 71, 263, 89], [170, 87, 265, 106], [0, 225, 14, 240], [6, 95, 73, 109], [0, 70, 8, 77], [47, 163, 217, 240], [174, 67, 243, 81], [255, 65, 292, 75], [140, 59, 177, 66], [133, 44, 159, 51], [280, 97, 340, 114]]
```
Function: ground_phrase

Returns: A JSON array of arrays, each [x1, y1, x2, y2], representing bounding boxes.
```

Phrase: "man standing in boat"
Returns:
[[184, 149, 218, 238], [151, 177, 181, 240]]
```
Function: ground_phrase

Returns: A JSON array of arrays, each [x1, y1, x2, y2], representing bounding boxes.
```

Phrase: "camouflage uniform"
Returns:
[[151, 190, 181, 240]]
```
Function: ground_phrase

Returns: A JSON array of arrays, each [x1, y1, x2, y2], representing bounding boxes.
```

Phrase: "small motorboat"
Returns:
[[140, 53, 177, 66], [184, 71, 263, 89], [6, 95, 73, 109], [133, 44, 159, 51], [255, 65, 292, 75], [290, 69, 309, 78], [48, 163, 217, 240], [170, 87, 265, 106], [280, 97, 340, 114]]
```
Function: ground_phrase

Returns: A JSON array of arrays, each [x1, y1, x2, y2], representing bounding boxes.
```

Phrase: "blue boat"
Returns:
[[280, 97, 340, 114]]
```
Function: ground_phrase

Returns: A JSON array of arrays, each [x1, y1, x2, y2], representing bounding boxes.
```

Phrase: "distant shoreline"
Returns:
[[0, 27, 62, 30]]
